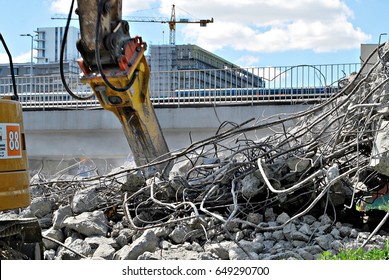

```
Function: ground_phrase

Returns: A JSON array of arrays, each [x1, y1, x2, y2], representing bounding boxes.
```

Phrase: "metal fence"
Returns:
[[0, 63, 360, 109]]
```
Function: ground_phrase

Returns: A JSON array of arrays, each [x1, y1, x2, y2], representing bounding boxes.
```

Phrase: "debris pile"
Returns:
[[2, 42, 389, 260]]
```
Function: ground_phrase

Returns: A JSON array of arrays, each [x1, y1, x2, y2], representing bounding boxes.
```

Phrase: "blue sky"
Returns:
[[0, 0, 387, 67]]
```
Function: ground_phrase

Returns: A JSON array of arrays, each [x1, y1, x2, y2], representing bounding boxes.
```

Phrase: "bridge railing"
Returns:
[[0, 63, 360, 109], [149, 63, 360, 106]]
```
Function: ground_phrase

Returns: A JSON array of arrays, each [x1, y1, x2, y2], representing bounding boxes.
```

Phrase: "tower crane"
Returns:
[[51, 4, 214, 45], [127, 4, 213, 45]]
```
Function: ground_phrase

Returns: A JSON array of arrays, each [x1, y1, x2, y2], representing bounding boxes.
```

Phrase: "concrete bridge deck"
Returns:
[[23, 102, 311, 173]]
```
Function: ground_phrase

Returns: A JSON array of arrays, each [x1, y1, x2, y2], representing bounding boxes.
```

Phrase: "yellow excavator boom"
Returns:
[[76, 0, 171, 174]]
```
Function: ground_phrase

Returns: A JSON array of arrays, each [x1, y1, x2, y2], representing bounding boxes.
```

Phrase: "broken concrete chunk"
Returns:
[[269, 251, 304, 260], [71, 186, 99, 214], [299, 223, 312, 236], [339, 226, 352, 238], [246, 212, 263, 225], [276, 212, 291, 225], [62, 210, 108, 237], [152, 226, 173, 238], [122, 170, 146, 192], [56, 238, 92, 260], [115, 234, 128, 248], [282, 223, 297, 241], [137, 251, 161, 260], [52, 205, 73, 229], [113, 230, 158, 260], [84, 236, 117, 249], [42, 227, 65, 250], [290, 231, 309, 242], [44, 249, 56, 260], [302, 215, 317, 225], [169, 224, 190, 244], [160, 240, 172, 250], [296, 248, 314, 260], [29, 197, 52, 218], [228, 246, 259, 260], [241, 173, 263, 198], [92, 243, 116, 260], [272, 230, 285, 241], [204, 242, 231, 260], [319, 214, 332, 225], [315, 234, 334, 250], [264, 208, 277, 222]]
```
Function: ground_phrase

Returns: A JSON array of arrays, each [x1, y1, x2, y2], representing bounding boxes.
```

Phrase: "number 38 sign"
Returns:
[[0, 123, 22, 159]]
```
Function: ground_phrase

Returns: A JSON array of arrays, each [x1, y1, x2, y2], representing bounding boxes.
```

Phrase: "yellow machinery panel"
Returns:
[[0, 97, 30, 211]]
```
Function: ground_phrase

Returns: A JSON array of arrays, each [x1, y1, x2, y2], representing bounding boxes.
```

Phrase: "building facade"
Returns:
[[35, 26, 80, 64], [0, 27, 81, 95], [148, 44, 265, 97]]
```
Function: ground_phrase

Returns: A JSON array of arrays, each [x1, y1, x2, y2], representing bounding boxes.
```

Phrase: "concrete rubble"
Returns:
[[2, 42, 389, 260], [3, 199, 388, 260]]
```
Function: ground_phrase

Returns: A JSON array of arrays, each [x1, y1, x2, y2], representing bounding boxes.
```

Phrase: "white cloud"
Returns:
[[237, 55, 260, 68], [159, 0, 370, 53], [14, 51, 33, 63], [0, 51, 33, 64], [49, 0, 74, 14], [0, 53, 9, 64]]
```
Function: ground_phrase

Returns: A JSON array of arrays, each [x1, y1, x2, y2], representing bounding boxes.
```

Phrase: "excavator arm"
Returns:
[[75, 0, 171, 174]]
